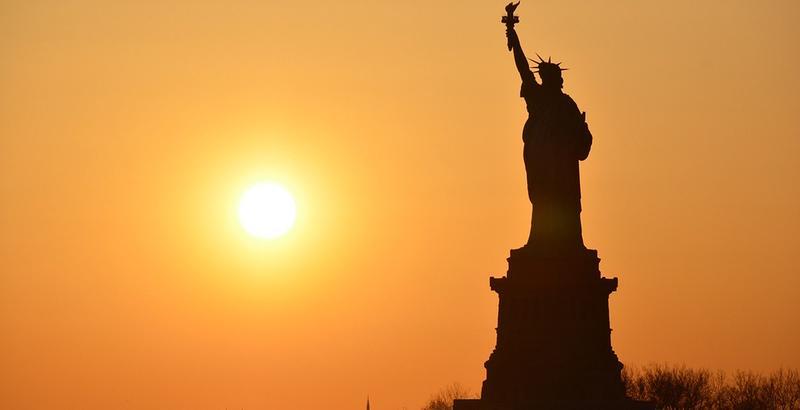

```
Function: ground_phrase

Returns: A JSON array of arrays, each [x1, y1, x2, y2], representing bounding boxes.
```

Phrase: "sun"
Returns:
[[238, 182, 297, 239]]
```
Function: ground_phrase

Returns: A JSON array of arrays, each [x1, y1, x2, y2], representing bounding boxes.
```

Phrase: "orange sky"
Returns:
[[1, 1, 799, 409]]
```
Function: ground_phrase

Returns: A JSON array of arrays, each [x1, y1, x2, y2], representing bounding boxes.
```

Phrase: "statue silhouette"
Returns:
[[505, 7, 592, 252], [453, 4, 655, 409]]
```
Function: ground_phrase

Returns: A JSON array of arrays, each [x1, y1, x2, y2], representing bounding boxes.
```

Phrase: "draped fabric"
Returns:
[[520, 80, 592, 249]]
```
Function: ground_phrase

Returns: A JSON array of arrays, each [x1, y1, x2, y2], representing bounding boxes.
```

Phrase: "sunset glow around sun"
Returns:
[[3, 2, 800, 410], [238, 182, 297, 239]]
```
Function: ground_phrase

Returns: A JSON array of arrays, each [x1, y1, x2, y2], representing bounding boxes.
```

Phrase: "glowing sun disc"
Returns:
[[238, 183, 296, 239]]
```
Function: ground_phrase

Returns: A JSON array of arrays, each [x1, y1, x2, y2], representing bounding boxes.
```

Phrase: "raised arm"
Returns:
[[506, 26, 536, 85]]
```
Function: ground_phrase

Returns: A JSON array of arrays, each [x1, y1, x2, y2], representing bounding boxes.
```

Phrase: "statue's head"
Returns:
[[531, 54, 566, 90]]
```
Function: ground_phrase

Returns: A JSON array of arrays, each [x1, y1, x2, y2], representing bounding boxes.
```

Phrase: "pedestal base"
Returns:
[[456, 247, 650, 410]]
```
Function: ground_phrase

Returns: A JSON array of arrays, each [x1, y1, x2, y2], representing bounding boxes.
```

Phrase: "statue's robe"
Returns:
[[520, 79, 592, 250]]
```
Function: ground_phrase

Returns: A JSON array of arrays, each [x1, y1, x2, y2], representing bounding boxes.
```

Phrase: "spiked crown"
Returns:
[[529, 53, 567, 81]]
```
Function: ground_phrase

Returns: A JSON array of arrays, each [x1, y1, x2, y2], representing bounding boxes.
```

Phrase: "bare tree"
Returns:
[[421, 383, 477, 410], [623, 364, 722, 409], [622, 364, 800, 409]]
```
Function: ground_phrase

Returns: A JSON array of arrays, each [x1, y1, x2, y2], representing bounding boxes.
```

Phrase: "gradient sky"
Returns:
[[1, 1, 799, 409]]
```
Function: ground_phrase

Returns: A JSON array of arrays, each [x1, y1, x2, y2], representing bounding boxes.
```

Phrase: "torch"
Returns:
[[502, 2, 520, 51]]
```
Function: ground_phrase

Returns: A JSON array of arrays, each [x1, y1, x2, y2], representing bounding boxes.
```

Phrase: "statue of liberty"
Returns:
[[453, 7, 645, 408], [504, 2, 593, 252]]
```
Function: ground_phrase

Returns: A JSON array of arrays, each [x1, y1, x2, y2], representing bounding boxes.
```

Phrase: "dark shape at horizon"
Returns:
[[454, 3, 653, 409]]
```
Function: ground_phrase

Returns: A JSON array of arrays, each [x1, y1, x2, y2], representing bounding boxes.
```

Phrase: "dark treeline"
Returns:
[[623, 364, 800, 409], [421, 383, 476, 410], [423, 365, 800, 410]]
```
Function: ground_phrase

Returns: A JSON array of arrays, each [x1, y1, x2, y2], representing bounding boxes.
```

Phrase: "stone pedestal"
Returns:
[[454, 247, 653, 410]]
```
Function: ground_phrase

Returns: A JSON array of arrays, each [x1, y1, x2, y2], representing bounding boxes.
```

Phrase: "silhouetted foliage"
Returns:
[[622, 364, 800, 409], [622, 364, 723, 409], [422, 383, 476, 410]]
